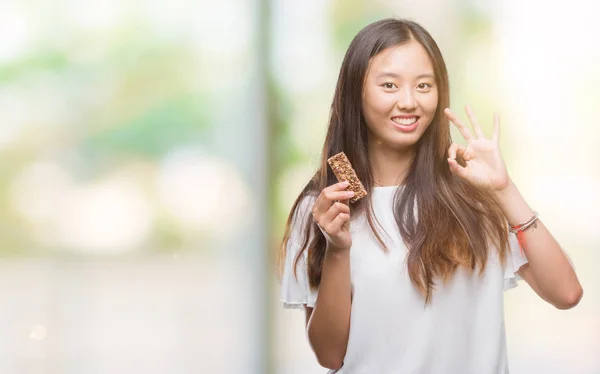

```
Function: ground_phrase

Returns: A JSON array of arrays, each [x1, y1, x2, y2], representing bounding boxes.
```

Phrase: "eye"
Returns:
[[417, 83, 432, 90], [382, 83, 397, 89]]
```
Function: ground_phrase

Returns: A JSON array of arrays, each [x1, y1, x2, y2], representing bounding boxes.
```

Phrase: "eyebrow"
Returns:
[[376, 72, 435, 80]]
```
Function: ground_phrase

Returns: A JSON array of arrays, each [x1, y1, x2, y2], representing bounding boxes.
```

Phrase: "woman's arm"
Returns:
[[493, 180, 583, 309], [305, 246, 352, 370], [443, 107, 583, 309]]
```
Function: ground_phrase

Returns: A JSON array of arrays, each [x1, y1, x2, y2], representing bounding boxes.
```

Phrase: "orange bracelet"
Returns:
[[509, 212, 539, 254]]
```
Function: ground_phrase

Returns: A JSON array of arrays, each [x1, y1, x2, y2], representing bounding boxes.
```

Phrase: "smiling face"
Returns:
[[362, 40, 439, 151]]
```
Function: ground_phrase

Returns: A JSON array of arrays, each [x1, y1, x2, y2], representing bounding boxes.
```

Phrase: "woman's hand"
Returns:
[[312, 181, 354, 251], [444, 106, 511, 191]]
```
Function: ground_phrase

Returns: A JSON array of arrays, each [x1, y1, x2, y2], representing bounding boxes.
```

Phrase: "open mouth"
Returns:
[[391, 116, 419, 125], [391, 116, 420, 132]]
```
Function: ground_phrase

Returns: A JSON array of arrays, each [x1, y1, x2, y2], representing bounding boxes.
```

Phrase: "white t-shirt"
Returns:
[[280, 185, 528, 374]]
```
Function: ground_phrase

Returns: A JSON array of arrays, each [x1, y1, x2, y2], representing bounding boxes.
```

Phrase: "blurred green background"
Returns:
[[0, 0, 598, 373]]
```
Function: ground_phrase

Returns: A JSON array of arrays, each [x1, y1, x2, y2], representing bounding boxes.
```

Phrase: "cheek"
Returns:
[[364, 90, 396, 116], [423, 90, 439, 115]]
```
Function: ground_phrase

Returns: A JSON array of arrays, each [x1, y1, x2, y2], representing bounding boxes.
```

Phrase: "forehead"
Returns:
[[368, 41, 434, 77]]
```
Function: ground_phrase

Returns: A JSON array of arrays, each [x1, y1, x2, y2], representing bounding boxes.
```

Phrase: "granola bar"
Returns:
[[327, 152, 367, 203]]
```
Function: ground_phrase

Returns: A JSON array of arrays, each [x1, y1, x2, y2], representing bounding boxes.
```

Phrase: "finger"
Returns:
[[313, 181, 350, 215], [324, 189, 355, 203], [447, 158, 470, 180], [323, 180, 350, 193], [313, 191, 353, 222], [492, 111, 500, 143], [448, 143, 467, 160], [465, 105, 485, 139], [456, 145, 474, 161], [321, 201, 351, 225], [445, 108, 473, 142], [315, 180, 349, 204], [448, 143, 458, 159], [327, 213, 350, 236]]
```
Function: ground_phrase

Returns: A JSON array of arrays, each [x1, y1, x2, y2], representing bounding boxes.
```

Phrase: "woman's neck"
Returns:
[[368, 141, 415, 187]]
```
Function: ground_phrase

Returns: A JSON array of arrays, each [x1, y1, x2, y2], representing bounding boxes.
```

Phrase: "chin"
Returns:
[[389, 133, 423, 148], [369, 127, 426, 150]]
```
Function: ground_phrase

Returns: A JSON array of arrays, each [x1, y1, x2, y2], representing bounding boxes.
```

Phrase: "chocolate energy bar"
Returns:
[[327, 152, 367, 203]]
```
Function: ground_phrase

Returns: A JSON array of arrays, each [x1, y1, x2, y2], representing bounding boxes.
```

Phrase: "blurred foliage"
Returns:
[[83, 93, 210, 160], [0, 15, 212, 255], [330, 0, 391, 53], [270, 79, 298, 179], [0, 50, 70, 82]]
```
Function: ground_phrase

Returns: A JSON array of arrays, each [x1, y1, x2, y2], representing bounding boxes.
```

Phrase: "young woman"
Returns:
[[278, 18, 582, 373]]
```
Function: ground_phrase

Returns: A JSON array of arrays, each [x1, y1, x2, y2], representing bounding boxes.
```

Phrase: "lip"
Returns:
[[392, 114, 419, 119], [391, 117, 420, 132]]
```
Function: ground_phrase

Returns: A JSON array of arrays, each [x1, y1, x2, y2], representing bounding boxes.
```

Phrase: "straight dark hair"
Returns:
[[278, 18, 509, 303]]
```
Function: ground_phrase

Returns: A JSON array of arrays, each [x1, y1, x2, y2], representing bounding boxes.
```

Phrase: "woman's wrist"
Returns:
[[491, 179, 535, 226], [325, 244, 351, 257]]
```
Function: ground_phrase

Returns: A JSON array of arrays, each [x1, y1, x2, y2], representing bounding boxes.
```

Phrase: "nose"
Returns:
[[396, 86, 417, 111]]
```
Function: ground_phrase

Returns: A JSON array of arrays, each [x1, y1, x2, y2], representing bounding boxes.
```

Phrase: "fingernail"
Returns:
[[347, 191, 355, 197], [342, 181, 350, 186]]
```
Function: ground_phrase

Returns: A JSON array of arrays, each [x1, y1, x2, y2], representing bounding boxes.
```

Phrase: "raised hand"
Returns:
[[444, 106, 510, 191]]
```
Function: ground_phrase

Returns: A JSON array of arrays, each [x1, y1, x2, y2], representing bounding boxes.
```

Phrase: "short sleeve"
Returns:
[[503, 232, 529, 291], [280, 195, 319, 309]]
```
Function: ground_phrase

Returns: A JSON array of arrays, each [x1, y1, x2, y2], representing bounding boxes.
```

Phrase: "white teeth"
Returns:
[[392, 117, 418, 125]]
